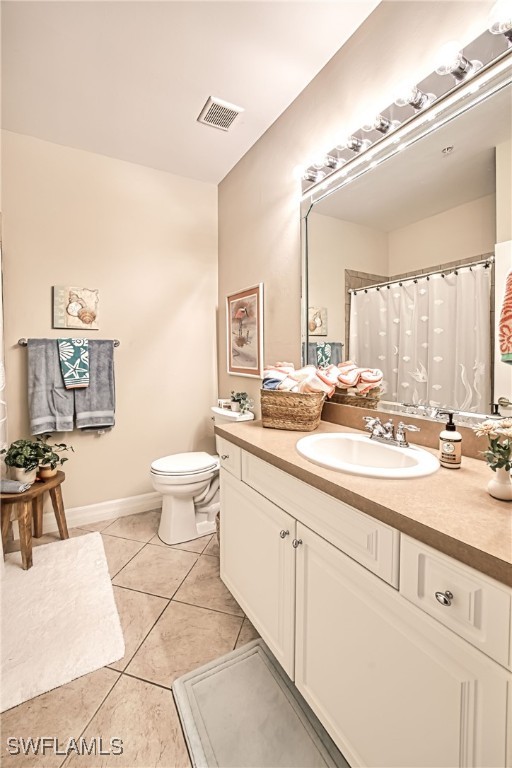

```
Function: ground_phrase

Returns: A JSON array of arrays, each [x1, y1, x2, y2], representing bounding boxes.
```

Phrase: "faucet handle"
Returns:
[[397, 422, 420, 433], [363, 416, 381, 432]]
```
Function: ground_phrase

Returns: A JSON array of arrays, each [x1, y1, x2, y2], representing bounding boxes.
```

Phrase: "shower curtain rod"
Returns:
[[17, 338, 120, 347], [351, 255, 495, 295]]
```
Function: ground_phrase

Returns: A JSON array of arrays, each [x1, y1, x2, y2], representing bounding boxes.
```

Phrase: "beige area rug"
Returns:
[[1, 532, 124, 712], [173, 639, 349, 768]]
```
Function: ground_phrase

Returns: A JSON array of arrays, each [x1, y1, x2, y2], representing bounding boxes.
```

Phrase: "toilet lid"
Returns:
[[151, 451, 218, 476]]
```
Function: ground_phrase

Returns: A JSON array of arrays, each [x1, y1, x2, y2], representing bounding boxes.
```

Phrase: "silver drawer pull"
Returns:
[[292, 538, 303, 548], [435, 590, 454, 607], [220, 454, 229, 460], [280, 530, 289, 539]]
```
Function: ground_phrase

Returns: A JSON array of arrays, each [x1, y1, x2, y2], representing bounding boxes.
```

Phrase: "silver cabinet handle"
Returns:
[[292, 538, 303, 548], [435, 590, 454, 606], [220, 454, 229, 460], [279, 530, 289, 539]]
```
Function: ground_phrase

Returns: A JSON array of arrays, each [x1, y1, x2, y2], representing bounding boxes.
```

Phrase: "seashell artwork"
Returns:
[[307, 307, 327, 336], [77, 308, 97, 325], [53, 286, 100, 330]]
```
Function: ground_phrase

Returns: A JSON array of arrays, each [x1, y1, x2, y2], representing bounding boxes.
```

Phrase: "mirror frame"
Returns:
[[301, 33, 512, 426]]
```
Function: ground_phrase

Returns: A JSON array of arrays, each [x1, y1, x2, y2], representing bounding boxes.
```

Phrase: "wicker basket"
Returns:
[[261, 389, 326, 431], [332, 387, 381, 410]]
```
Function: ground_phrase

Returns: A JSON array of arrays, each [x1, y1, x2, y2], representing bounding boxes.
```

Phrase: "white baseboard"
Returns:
[[12, 491, 162, 538]]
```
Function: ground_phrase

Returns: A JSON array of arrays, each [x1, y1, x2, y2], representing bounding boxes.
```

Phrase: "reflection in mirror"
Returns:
[[304, 81, 511, 417]]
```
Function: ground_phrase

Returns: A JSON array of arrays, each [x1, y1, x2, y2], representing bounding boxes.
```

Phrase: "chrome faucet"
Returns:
[[363, 416, 420, 448]]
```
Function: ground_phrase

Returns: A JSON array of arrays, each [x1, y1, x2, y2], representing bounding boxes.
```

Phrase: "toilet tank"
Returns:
[[211, 406, 254, 452]]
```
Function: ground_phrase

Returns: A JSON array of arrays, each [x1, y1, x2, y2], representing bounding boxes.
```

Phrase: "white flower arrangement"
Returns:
[[472, 418, 512, 472]]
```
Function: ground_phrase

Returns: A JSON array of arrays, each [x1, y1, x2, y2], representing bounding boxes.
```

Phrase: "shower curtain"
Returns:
[[349, 264, 491, 412]]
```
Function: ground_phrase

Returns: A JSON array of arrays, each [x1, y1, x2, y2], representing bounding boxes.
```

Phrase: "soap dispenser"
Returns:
[[438, 411, 462, 469]]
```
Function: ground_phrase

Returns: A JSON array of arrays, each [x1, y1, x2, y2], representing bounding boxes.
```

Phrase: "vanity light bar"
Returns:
[[301, 42, 512, 204], [301, 26, 512, 198]]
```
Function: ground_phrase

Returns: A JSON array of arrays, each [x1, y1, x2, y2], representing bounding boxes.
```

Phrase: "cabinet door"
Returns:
[[220, 470, 296, 677], [295, 523, 509, 768]]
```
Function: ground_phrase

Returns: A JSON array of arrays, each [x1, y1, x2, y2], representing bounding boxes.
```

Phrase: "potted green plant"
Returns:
[[230, 391, 253, 414], [0, 439, 44, 485], [36, 434, 74, 479]]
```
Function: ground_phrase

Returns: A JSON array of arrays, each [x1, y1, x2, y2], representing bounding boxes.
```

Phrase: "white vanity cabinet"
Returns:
[[220, 470, 296, 676], [295, 523, 509, 768], [219, 439, 511, 768]]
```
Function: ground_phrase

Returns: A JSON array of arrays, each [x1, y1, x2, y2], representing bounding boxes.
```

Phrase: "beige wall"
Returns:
[[218, 1, 493, 411], [2, 131, 218, 508], [496, 140, 512, 244], [308, 212, 388, 344], [388, 194, 496, 274]]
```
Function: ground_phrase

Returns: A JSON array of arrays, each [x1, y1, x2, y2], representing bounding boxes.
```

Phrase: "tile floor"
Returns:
[[1, 509, 259, 767]]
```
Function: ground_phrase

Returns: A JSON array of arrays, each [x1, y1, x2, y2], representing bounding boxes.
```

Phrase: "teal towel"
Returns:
[[58, 338, 90, 389], [316, 342, 332, 368]]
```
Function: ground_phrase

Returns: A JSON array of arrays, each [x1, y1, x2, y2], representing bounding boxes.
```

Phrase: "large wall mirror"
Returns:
[[302, 40, 512, 421]]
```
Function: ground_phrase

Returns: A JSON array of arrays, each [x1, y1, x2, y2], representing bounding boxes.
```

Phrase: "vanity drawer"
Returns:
[[241, 451, 399, 587], [400, 536, 511, 668], [217, 437, 242, 480]]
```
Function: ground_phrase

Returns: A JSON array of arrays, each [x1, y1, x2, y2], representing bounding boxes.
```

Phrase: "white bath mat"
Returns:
[[1, 532, 124, 712], [173, 639, 349, 768]]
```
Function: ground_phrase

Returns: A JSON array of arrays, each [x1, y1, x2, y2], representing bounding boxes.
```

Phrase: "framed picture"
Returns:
[[308, 307, 327, 336], [53, 286, 99, 330], [226, 283, 264, 377]]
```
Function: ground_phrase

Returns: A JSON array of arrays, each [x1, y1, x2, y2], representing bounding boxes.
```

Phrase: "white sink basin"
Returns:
[[296, 432, 440, 479]]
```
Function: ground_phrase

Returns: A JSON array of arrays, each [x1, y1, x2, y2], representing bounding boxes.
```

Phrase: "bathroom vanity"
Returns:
[[215, 420, 512, 768]]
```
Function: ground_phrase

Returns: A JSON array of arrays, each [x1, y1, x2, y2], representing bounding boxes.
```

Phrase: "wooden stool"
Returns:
[[1, 471, 69, 570]]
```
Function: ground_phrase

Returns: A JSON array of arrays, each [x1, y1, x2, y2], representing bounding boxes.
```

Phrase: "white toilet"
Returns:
[[150, 406, 254, 545]]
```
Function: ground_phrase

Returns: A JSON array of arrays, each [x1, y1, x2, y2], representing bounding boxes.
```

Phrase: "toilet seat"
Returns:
[[151, 451, 218, 476]]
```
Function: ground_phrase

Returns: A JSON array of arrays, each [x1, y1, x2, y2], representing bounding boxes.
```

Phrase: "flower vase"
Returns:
[[231, 402, 240, 412], [487, 466, 512, 501]]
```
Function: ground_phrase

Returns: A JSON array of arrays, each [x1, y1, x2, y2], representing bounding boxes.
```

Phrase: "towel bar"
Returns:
[[18, 338, 120, 347]]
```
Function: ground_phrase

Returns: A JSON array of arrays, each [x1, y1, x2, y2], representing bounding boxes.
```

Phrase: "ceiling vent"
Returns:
[[197, 97, 244, 132]]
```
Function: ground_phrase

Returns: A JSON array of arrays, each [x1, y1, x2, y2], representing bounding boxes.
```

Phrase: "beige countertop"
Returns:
[[216, 420, 512, 587]]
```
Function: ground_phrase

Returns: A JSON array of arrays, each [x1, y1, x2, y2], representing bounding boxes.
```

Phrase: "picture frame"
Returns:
[[226, 283, 264, 377], [52, 286, 100, 330], [308, 307, 327, 336]]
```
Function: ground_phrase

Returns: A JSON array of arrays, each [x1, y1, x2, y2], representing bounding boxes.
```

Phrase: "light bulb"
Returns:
[[488, 0, 512, 41], [362, 114, 401, 134], [312, 153, 341, 170], [394, 85, 436, 110], [435, 41, 482, 81], [302, 168, 325, 183], [336, 135, 372, 153]]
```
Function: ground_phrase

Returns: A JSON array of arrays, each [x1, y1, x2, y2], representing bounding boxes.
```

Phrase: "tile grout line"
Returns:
[[112, 548, 200, 602], [121, 669, 175, 692], [109, 593, 170, 674], [58, 670, 124, 768], [171, 596, 244, 619], [109, 539, 151, 580], [232, 617, 246, 650]]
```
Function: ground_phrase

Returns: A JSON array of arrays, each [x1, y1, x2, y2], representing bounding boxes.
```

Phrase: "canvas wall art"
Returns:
[[226, 284, 263, 377], [53, 286, 100, 330], [308, 307, 327, 336]]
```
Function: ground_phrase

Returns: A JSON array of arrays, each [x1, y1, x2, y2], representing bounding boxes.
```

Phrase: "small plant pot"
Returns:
[[38, 464, 58, 480], [231, 402, 241, 412], [13, 467, 38, 485]]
